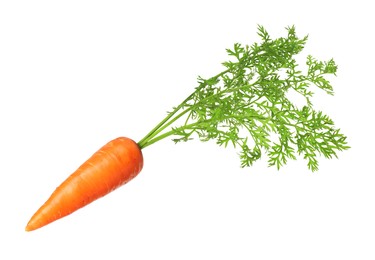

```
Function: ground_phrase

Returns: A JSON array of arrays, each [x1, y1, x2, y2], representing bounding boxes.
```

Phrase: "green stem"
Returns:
[[137, 69, 229, 149], [141, 110, 267, 149], [141, 107, 192, 147], [140, 121, 203, 149], [137, 97, 189, 149]]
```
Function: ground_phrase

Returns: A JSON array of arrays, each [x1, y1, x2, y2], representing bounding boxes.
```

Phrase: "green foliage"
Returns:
[[138, 26, 349, 171]]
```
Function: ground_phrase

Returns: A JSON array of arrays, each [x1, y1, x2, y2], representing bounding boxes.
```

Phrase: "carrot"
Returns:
[[25, 137, 143, 231], [26, 26, 349, 232]]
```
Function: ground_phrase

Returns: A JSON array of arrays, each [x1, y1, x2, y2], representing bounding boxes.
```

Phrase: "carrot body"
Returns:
[[25, 137, 143, 231]]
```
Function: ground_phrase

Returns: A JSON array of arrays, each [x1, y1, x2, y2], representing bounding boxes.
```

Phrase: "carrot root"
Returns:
[[25, 137, 143, 231]]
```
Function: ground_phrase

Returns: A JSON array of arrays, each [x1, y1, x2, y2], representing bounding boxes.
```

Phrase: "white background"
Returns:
[[1, 1, 374, 259]]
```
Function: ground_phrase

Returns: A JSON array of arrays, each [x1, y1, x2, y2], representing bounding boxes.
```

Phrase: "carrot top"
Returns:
[[137, 26, 349, 171]]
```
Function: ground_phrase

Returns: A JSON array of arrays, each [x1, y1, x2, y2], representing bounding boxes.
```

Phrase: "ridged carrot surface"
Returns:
[[26, 137, 143, 231]]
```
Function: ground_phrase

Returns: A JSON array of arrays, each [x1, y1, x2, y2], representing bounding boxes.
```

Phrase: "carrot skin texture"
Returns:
[[25, 137, 143, 231]]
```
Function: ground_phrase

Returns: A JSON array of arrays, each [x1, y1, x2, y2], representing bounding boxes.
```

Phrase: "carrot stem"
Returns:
[[138, 70, 229, 149]]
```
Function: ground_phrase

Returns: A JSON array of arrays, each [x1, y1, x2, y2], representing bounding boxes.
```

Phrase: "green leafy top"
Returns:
[[138, 25, 349, 171]]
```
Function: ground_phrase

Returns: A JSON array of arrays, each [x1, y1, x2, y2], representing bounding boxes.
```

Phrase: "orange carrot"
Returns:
[[25, 137, 143, 231], [26, 27, 350, 232]]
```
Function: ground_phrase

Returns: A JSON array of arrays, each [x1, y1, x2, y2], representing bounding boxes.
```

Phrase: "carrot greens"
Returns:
[[138, 26, 349, 171]]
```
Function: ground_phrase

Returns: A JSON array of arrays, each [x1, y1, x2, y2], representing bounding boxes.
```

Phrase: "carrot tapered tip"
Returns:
[[25, 224, 32, 232], [25, 214, 43, 231]]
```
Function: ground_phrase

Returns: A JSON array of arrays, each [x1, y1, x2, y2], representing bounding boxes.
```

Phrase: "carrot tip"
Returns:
[[25, 218, 40, 232], [25, 225, 32, 232]]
